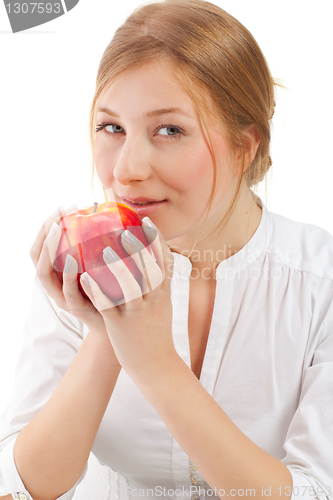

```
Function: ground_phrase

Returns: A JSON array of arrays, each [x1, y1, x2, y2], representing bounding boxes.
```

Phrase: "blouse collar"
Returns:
[[171, 195, 272, 280]]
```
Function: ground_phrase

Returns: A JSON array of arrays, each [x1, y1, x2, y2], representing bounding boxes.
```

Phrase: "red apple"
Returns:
[[52, 201, 152, 303]]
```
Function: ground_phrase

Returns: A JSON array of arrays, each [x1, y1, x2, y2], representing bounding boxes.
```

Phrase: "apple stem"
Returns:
[[93, 202, 98, 213]]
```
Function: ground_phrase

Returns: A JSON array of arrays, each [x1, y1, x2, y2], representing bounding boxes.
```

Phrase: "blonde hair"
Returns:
[[89, 0, 281, 255]]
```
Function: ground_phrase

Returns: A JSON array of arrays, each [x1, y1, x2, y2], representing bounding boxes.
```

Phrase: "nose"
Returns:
[[112, 134, 151, 185]]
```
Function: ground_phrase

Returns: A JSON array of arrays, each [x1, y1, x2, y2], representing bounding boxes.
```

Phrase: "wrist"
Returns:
[[84, 331, 122, 373], [124, 347, 182, 385]]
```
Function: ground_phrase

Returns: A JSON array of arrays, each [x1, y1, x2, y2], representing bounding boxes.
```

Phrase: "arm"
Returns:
[[133, 316, 333, 500], [127, 275, 333, 499], [80, 224, 292, 500], [1, 207, 122, 500], [280, 319, 333, 497], [132, 355, 292, 500], [14, 331, 120, 500]]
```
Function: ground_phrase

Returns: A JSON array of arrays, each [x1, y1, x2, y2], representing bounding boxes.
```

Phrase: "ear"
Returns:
[[233, 125, 260, 178]]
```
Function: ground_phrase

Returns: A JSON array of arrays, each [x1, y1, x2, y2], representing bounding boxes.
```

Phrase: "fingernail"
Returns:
[[121, 231, 145, 253], [65, 203, 78, 214], [64, 254, 76, 272], [51, 205, 64, 218], [80, 272, 91, 286], [142, 217, 156, 228], [47, 222, 59, 239], [103, 246, 120, 263]]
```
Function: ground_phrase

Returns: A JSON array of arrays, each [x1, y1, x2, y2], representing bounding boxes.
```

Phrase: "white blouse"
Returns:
[[1, 196, 333, 500]]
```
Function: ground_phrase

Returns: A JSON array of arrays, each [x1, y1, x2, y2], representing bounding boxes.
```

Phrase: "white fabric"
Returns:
[[1, 196, 333, 500], [0, 436, 87, 500]]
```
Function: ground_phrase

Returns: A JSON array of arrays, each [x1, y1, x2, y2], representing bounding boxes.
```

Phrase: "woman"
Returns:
[[1, 1, 332, 499]]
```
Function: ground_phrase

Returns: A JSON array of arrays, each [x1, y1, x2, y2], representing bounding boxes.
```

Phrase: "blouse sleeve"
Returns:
[[0, 275, 88, 499], [281, 299, 333, 500]]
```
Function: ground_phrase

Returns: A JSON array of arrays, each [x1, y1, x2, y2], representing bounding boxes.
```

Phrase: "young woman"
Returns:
[[1, 1, 332, 499]]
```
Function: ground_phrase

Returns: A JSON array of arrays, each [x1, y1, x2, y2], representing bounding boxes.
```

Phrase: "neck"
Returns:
[[168, 183, 262, 282]]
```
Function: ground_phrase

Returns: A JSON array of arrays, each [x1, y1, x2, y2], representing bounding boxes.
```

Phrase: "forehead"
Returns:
[[97, 60, 198, 118]]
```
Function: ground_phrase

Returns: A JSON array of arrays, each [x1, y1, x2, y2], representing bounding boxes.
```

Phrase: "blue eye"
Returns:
[[157, 124, 184, 139], [106, 124, 124, 133], [95, 122, 124, 134], [95, 121, 185, 140]]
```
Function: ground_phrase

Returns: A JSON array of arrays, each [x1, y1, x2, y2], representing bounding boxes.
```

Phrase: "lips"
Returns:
[[119, 198, 167, 214], [121, 197, 166, 204]]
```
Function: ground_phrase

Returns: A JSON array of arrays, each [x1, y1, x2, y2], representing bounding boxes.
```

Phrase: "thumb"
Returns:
[[142, 218, 174, 290]]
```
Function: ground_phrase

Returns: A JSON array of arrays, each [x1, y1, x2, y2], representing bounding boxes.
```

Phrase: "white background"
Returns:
[[0, 0, 332, 416]]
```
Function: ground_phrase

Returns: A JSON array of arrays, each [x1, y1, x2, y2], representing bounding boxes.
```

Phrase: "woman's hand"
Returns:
[[79, 218, 178, 380], [29, 205, 114, 344]]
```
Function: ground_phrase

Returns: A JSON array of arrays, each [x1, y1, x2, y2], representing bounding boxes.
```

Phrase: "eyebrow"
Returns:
[[97, 106, 192, 119]]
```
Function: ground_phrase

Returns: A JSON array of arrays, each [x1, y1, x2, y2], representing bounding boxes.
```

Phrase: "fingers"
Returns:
[[80, 272, 120, 313], [62, 255, 90, 313], [141, 220, 174, 290], [29, 204, 77, 269], [102, 247, 144, 306], [140, 225, 164, 271], [30, 207, 64, 269], [120, 231, 163, 292], [79, 241, 155, 314], [32, 204, 77, 305], [28, 203, 112, 332], [45, 222, 62, 269], [35, 222, 64, 301], [77, 247, 154, 315]]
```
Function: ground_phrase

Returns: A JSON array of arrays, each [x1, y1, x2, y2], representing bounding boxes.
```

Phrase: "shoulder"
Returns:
[[266, 208, 333, 281]]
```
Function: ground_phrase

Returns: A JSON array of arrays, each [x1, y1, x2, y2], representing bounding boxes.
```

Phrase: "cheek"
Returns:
[[167, 142, 231, 196], [158, 144, 213, 193], [94, 140, 115, 184], [210, 136, 235, 192]]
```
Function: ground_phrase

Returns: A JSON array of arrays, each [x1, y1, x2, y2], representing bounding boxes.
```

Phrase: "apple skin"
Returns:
[[52, 201, 151, 303]]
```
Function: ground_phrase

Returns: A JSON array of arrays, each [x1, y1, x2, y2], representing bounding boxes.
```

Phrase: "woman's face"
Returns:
[[94, 60, 237, 243]]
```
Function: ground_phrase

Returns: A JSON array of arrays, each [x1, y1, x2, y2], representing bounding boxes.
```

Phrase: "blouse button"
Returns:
[[192, 496, 200, 500], [19, 495, 28, 500]]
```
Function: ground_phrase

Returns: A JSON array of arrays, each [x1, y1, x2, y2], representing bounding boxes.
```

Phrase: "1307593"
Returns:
[[5, 3, 61, 14], [277, 485, 332, 497]]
